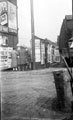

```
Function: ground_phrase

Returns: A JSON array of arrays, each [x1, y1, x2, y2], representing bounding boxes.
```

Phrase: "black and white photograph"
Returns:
[[0, 0, 73, 120]]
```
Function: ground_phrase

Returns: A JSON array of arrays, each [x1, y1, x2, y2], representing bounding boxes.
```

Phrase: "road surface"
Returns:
[[1, 68, 72, 120]]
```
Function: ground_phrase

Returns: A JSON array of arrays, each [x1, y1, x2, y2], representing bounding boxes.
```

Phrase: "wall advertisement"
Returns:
[[8, 1, 17, 30], [0, 25, 8, 33], [0, 46, 12, 70], [0, 47, 8, 69], [54, 48, 60, 62], [41, 42, 45, 64], [35, 39, 41, 62], [0, 1, 17, 33], [0, 1, 8, 25], [47, 44, 51, 63], [0, 34, 8, 46]]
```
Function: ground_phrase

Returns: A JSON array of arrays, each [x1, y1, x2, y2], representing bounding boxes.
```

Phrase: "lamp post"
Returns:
[[30, 0, 35, 70]]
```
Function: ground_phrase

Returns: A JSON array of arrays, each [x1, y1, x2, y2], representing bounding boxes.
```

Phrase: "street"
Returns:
[[1, 68, 72, 120]]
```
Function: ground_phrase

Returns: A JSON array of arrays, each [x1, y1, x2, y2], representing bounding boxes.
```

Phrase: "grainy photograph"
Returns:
[[0, 0, 73, 120]]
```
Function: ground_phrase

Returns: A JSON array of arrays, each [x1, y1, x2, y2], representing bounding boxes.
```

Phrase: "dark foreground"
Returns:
[[1, 68, 73, 120]]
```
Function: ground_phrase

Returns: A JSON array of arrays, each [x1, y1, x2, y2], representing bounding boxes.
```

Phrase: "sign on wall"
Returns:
[[0, 2, 8, 25], [54, 48, 60, 62], [0, 46, 12, 69], [0, 25, 8, 33], [41, 42, 45, 64], [8, 2, 17, 30], [35, 39, 41, 62], [0, 35, 8, 46], [47, 44, 51, 63]]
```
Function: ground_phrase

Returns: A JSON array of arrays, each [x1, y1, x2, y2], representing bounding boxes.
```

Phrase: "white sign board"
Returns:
[[0, 46, 12, 69], [41, 42, 45, 64], [8, 2, 17, 30], [0, 2, 7, 25], [54, 48, 60, 62], [47, 44, 51, 63], [0, 13, 7, 25], [0, 25, 8, 33], [35, 39, 41, 62]]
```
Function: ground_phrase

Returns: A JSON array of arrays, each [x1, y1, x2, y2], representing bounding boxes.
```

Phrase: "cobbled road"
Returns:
[[1, 68, 72, 120]]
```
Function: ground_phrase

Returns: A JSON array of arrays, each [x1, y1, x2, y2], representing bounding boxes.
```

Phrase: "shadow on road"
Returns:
[[35, 95, 71, 119]]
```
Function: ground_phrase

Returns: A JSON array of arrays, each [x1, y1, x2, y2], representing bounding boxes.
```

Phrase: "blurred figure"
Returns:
[[26, 50, 31, 70], [11, 48, 18, 71], [17, 47, 27, 71], [17, 47, 21, 71]]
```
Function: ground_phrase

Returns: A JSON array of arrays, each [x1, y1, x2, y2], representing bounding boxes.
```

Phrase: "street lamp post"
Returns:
[[30, 0, 35, 70]]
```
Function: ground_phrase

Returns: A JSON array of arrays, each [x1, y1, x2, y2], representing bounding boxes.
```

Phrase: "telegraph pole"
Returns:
[[72, 0, 73, 15], [30, 0, 35, 69]]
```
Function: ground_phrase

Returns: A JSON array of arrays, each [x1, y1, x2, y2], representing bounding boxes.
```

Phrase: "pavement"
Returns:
[[1, 68, 73, 120]]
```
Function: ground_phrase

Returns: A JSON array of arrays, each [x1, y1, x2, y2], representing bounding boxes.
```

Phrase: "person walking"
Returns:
[[11, 48, 18, 71]]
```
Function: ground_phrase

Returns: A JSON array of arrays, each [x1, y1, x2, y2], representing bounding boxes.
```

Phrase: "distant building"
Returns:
[[46, 40, 60, 63], [30, 35, 60, 69]]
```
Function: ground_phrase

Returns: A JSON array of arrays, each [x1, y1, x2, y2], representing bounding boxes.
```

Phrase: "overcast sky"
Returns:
[[17, 0, 72, 47]]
